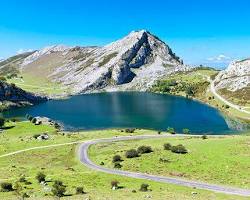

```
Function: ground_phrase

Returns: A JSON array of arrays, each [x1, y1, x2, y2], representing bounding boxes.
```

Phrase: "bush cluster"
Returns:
[[125, 128, 136, 133], [52, 180, 66, 197], [171, 144, 188, 154], [112, 155, 122, 163], [137, 146, 153, 154], [0, 182, 13, 192], [164, 143, 188, 154], [167, 127, 175, 134], [163, 143, 172, 150], [36, 172, 46, 183], [139, 183, 149, 192], [125, 149, 139, 158]]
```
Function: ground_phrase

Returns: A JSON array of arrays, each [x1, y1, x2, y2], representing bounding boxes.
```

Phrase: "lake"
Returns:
[[2, 92, 239, 134]]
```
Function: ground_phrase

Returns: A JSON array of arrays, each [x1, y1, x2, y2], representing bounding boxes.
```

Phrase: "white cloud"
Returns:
[[207, 54, 231, 62], [17, 48, 33, 54]]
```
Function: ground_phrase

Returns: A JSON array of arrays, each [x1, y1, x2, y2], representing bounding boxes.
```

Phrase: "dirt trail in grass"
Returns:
[[78, 135, 250, 197]]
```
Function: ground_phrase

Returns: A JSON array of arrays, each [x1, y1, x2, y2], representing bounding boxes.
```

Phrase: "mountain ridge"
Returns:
[[0, 30, 188, 96]]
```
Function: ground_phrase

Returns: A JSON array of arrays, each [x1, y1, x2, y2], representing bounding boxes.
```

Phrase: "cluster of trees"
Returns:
[[164, 143, 188, 154], [112, 145, 153, 168], [152, 78, 209, 98], [125, 145, 153, 159]]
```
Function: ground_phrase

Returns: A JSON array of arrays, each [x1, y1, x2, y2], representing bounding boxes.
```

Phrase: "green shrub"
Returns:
[[137, 146, 153, 154], [114, 162, 122, 168], [19, 176, 26, 183], [31, 118, 37, 124], [76, 186, 85, 194], [52, 180, 66, 197], [125, 149, 139, 158], [167, 127, 175, 134], [182, 128, 190, 134], [125, 128, 136, 133], [1, 182, 13, 192], [171, 144, 188, 154], [202, 135, 208, 140], [33, 134, 40, 139], [112, 155, 122, 163], [139, 183, 149, 192], [163, 143, 172, 150], [36, 172, 46, 183]]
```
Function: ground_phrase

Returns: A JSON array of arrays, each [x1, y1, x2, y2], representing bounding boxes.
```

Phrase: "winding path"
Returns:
[[210, 79, 250, 115], [78, 135, 250, 197]]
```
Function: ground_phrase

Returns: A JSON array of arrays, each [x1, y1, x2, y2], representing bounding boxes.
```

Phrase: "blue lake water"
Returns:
[[2, 92, 238, 134]]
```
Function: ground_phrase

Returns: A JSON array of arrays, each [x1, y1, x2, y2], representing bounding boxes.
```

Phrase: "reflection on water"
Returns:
[[2, 92, 247, 134]]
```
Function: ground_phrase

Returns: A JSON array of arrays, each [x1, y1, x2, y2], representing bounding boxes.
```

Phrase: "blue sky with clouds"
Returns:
[[0, 0, 250, 68]]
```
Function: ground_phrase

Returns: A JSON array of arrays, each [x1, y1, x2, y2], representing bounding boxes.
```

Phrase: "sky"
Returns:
[[0, 0, 250, 68]]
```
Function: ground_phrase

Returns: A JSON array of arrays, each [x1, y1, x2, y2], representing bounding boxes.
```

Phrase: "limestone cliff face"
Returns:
[[215, 58, 250, 91], [1, 30, 188, 95]]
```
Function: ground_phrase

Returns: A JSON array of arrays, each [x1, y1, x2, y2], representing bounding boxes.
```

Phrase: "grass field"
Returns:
[[89, 135, 250, 188], [0, 121, 249, 199], [7, 73, 68, 97]]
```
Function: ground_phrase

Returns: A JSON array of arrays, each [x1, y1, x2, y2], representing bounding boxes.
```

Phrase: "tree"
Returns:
[[163, 143, 172, 150], [112, 155, 122, 163], [139, 183, 149, 192], [167, 127, 175, 134], [182, 128, 190, 134], [36, 172, 46, 183], [1, 182, 13, 192], [125, 149, 139, 158], [0, 117, 5, 128], [52, 180, 66, 197], [137, 146, 153, 154]]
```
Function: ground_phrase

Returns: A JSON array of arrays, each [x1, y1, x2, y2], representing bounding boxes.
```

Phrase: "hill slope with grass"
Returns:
[[0, 121, 249, 199], [0, 81, 47, 111]]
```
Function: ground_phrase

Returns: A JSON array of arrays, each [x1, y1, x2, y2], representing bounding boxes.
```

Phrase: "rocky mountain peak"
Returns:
[[1, 30, 188, 95], [215, 58, 250, 91]]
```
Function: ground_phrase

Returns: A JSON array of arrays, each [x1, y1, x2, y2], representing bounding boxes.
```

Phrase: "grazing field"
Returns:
[[89, 134, 250, 188], [0, 121, 249, 199]]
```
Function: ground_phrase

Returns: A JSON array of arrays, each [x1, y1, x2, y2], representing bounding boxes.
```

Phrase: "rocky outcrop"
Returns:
[[215, 58, 250, 91], [0, 81, 47, 110]]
